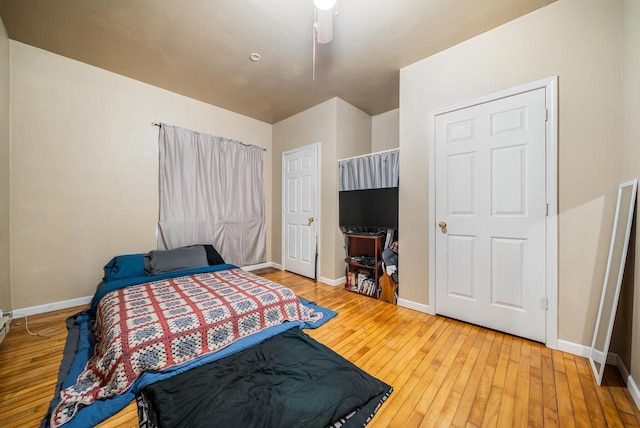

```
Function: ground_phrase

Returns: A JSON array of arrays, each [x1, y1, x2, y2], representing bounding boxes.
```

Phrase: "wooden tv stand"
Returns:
[[344, 233, 385, 298]]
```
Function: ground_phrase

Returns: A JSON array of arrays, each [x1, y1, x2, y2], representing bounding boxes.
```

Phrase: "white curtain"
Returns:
[[338, 149, 399, 191], [157, 124, 266, 266]]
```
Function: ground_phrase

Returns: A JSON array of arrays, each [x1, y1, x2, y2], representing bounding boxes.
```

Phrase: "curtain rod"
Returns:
[[337, 147, 399, 163], [151, 122, 266, 151]]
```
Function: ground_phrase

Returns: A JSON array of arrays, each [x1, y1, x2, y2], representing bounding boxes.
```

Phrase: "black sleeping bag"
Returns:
[[138, 328, 392, 428]]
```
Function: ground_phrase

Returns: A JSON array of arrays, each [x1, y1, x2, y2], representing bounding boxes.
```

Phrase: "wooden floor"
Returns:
[[1, 269, 639, 427]]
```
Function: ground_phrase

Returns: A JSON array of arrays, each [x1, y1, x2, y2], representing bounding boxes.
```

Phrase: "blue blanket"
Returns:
[[43, 265, 337, 428]]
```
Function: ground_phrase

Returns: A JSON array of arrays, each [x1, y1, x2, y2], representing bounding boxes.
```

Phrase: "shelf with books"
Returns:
[[344, 234, 385, 299], [345, 269, 380, 298]]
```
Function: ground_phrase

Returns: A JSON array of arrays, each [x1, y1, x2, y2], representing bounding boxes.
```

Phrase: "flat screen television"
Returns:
[[339, 187, 399, 229]]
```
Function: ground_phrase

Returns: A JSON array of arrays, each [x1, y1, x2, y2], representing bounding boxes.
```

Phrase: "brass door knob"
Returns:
[[308, 217, 316, 223], [438, 221, 447, 229]]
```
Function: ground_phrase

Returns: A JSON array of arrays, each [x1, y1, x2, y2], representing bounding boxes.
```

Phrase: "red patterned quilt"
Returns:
[[52, 268, 322, 427]]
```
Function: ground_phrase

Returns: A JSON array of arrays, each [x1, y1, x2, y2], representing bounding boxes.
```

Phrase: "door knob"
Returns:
[[308, 217, 315, 223], [438, 221, 447, 229]]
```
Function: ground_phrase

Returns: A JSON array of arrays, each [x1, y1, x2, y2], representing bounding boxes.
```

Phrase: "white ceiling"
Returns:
[[0, 0, 555, 123]]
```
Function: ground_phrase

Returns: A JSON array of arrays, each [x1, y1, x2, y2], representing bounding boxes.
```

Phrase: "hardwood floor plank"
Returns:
[[479, 335, 513, 427], [593, 366, 626, 427], [401, 410, 424, 428], [417, 327, 480, 426], [624, 386, 640, 423], [541, 346, 558, 412], [0, 399, 50, 427], [433, 328, 488, 427], [552, 348, 566, 373], [555, 371, 576, 428], [375, 316, 449, 386], [391, 324, 471, 425], [574, 357, 607, 427], [543, 405, 560, 428], [433, 390, 463, 428], [605, 367, 640, 419], [495, 338, 521, 427], [564, 355, 591, 427], [466, 334, 504, 427], [360, 318, 429, 375], [449, 331, 496, 428], [0, 269, 638, 427], [373, 316, 443, 384], [372, 322, 463, 426], [620, 411, 640, 427], [527, 344, 544, 428], [512, 340, 531, 427]]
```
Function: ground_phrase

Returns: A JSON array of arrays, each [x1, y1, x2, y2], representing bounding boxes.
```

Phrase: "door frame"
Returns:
[[281, 142, 322, 278], [427, 76, 558, 349]]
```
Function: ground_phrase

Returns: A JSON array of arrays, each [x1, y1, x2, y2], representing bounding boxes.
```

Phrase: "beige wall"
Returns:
[[372, 109, 399, 152], [621, 0, 640, 382], [272, 98, 337, 279], [10, 41, 272, 308], [399, 0, 622, 345], [0, 18, 10, 311], [336, 98, 372, 278], [336, 99, 372, 161]]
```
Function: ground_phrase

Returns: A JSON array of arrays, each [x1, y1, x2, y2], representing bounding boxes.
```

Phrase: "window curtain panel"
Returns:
[[157, 124, 266, 266], [338, 149, 399, 191]]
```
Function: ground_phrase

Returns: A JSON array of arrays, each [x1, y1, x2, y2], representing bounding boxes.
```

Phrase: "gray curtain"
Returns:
[[338, 149, 399, 191], [157, 124, 266, 266]]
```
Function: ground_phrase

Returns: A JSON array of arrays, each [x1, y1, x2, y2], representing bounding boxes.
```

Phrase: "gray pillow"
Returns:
[[144, 246, 209, 275]]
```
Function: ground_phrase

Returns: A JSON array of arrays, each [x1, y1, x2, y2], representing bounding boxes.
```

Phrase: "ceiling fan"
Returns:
[[312, 0, 337, 79]]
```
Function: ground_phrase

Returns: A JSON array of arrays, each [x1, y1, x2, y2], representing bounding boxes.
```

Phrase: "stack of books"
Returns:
[[345, 270, 379, 297]]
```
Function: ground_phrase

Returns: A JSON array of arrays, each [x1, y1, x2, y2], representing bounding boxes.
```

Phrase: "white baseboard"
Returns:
[[556, 339, 620, 363], [250, 263, 342, 286], [616, 354, 631, 381], [625, 368, 640, 411], [615, 354, 640, 411], [557, 339, 591, 358], [628, 376, 640, 411], [318, 276, 344, 287], [242, 262, 284, 271], [13, 295, 93, 318], [397, 298, 434, 315], [242, 262, 275, 271]]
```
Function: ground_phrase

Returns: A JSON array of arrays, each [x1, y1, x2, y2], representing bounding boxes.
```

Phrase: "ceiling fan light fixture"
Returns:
[[313, 0, 336, 11]]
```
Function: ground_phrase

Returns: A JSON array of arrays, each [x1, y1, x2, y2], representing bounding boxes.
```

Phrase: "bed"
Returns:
[[42, 245, 392, 428]]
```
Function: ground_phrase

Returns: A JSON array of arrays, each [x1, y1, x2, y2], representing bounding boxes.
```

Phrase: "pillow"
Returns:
[[144, 245, 209, 275], [203, 245, 225, 266], [103, 254, 146, 283]]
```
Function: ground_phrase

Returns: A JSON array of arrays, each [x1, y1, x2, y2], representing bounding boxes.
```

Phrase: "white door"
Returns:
[[283, 144, 319, 279], [434, 88, 547, 342]]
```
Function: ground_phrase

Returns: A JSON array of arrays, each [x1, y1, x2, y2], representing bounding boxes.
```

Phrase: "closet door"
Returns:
[[434, 88, 548, 342], [282, 144, 319, 279]]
